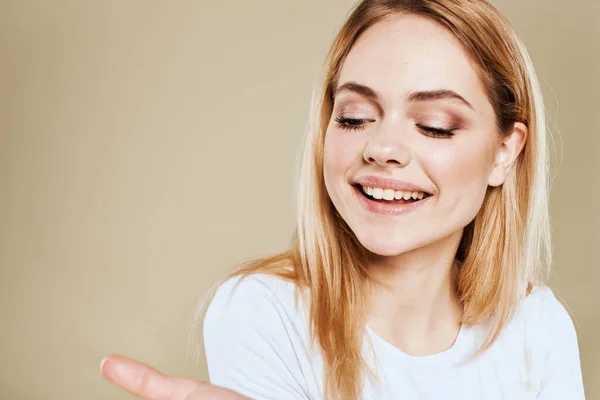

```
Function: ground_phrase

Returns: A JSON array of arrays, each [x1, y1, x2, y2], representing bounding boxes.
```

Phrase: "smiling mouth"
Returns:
[[354, 184, 432, 204]]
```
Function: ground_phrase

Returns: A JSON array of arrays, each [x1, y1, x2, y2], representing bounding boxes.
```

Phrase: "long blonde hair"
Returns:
[[190, 1, 551, 398]]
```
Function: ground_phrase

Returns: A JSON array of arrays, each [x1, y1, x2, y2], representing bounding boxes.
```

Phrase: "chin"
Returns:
[[354, 232, 420, 257]]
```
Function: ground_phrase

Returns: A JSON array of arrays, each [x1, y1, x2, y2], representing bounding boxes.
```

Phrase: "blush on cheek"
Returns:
[[429, 149, 454, 166], [324, 131, 366, 173], [427, 147, 491, 189], [426, 147, 491, 229]]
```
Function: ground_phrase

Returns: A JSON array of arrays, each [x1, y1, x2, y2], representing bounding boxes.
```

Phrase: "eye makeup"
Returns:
[[411, 106, 468, 133]]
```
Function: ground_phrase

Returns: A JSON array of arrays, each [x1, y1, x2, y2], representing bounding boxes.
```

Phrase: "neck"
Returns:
[[366, 229, 464, 355]]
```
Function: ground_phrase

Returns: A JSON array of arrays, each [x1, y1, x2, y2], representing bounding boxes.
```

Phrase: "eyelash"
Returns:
[[334, 116, 456, 138]]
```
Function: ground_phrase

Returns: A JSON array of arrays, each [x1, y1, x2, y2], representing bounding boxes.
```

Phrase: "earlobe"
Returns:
[[487, 141, 511, 187], [488, 167, 506, 187]]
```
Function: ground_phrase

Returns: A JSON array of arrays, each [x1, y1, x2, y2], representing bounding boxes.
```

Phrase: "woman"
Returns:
[[102, 0, 585, 399]]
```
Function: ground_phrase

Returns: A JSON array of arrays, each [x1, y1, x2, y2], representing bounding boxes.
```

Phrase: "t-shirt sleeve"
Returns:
[[536, 289, 586, 399], [203, 275, 313, 400]]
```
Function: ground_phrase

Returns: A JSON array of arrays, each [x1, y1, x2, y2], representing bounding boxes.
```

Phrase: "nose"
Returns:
[[362, 122, 412, 167]]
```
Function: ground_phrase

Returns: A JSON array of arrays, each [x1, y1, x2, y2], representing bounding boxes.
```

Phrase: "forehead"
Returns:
[[337, 14, 489, 109]]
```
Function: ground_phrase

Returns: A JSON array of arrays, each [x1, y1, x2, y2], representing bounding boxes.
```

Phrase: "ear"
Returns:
[[488, 122, 528, 187]]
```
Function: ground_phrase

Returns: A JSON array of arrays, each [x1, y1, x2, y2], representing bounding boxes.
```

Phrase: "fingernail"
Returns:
[[100, 356, 108, 373]]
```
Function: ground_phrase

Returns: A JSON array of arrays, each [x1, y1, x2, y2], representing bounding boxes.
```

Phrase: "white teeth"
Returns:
[[372, 187, 384, 199], [361, 186, 427, 202], [383, 189, 395, 200]]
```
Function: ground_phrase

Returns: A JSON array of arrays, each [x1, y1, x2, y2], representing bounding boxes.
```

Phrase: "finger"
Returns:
[[100, 354, 209, 400]]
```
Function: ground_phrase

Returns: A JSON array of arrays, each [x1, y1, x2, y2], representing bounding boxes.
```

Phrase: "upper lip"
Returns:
[[352, 176, 432, 194]]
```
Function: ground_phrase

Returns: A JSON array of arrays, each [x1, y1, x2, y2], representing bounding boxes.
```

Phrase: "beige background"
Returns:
[[0, 0, 598, 398]]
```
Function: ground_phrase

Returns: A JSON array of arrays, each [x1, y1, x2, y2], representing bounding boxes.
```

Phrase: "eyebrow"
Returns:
[[333, 81, 474, 110]]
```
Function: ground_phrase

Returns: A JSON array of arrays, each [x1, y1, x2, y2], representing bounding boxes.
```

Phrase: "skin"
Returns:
[[102, 12, 527, 399], [324, 13, 527, 355], [100, 354, 249, 399]]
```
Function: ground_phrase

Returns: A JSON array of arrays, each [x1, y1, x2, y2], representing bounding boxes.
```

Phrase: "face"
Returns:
[[323, 13, 524, 258]]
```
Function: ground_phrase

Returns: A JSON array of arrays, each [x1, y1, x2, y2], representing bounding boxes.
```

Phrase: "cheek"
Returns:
[[323, 129, 365, 184], [427, 143, 493, 200]]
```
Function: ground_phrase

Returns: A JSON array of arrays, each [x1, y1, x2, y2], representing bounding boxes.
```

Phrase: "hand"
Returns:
[[100, 354, 251, 399]]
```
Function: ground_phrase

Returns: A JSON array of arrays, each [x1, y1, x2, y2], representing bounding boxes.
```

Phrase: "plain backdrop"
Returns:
[[0, 0, 598, 398]]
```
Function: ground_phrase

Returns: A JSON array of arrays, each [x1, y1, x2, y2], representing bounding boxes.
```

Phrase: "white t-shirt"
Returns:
[[203, 273, 585, 400]]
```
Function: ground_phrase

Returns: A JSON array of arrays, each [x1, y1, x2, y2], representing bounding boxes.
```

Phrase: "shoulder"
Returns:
[[476, 285, 584, 396], [516, 288, 584, 396], [207, 273, 301, 315], [518, 285, 578, 337], [203, 272, 308, 340], [520, 285, 566, 316], [202, 273, 322, 398], [480, 285, 580, 361], [513, 286, 583, 389]]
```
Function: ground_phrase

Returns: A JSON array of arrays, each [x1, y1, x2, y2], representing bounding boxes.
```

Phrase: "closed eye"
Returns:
[[334, 117, 456, 138], [334, 116, 372, 132], [417, 125, 456, 138]]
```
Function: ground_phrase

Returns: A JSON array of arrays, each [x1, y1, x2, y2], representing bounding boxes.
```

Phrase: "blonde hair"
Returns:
[[190, 1, 552, 398]]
